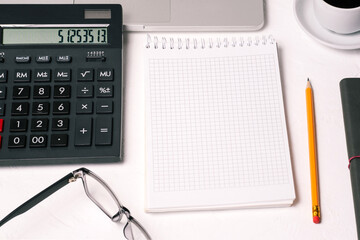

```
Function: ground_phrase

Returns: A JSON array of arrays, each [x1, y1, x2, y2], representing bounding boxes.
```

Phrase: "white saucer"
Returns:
[[294, 0, 360, 50]]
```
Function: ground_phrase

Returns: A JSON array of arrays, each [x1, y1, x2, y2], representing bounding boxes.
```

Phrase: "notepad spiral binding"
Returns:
[[145, 34, 275, 50]]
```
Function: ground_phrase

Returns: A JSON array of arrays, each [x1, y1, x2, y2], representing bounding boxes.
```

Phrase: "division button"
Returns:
[[51, 134, 68, 147], [75, 118, 92, 146], [95, 117, 112, 146], [77, 84, 93, 98]]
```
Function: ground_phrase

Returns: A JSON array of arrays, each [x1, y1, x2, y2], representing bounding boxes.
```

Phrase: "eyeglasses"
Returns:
[[0, 168, 151, 240]]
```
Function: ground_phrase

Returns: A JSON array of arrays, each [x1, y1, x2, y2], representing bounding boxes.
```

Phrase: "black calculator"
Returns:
[[0, 5, 123, 165]]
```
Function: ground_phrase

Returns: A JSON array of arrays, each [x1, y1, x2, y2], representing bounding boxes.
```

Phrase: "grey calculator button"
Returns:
[[77, 84, 93, 98], [96, 101, 113, 114], [0, 86, 6, 99], [14, 70, 31, 82]]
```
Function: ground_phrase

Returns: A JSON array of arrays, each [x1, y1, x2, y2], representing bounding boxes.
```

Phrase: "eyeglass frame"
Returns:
[[0, 167, 151, 240]]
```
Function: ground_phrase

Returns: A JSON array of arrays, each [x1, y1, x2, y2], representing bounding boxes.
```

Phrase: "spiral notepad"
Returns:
[[144, 35, 295, 212]]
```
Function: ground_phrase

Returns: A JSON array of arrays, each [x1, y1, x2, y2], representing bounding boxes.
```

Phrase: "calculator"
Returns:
[[0, 5, 123, 165]]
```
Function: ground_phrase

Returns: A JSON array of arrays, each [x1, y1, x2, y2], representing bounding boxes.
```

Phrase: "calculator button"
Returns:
[[54, 85, 71, 98], [75, 118, 93, 146], [32, 102, 50, 115], [13, 86, 30, 99], [0, 57, 4, 63], [76, 101, 93, 114], [0, 119, 3, 132], [50, 134, 68, 147], [77, 85, 93, 98], [14, 70, 31, 82], [0, 103, 5, 116], [78, 69, 94, 81], [56, 56, 72, 63], [96, 101, 113, 114], [10, 119, 28, 132], [52, 118, 69, 131], [53, 101, 70, 115], [0, 70, 7, 83], [29, 135, 47, 148], [15, 56, 31, 63], [33, 86, 51, 99], [31, 118, 49, 132], [8, 135, 26, 148], [34, 69, 51, 82], [0, 86, 6, 99], [11, 102, 29, 116], [95, 117, 112, 146], [96, 85, 113, 98], [97, 69, 113, 81], [36, 56, 51, 63], [54, 69, 71, 82], [0, 136, 2, 148]]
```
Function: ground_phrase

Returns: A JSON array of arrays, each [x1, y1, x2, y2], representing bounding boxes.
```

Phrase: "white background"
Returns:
[[0, 0, 359, 239]]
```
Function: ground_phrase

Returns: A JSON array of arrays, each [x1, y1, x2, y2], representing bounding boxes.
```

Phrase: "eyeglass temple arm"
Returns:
[[0, 173, 74, 228]]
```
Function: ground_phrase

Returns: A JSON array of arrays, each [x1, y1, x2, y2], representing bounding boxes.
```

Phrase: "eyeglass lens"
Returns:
[[82, 172, 121, 220], [124, 217, 152, 240]]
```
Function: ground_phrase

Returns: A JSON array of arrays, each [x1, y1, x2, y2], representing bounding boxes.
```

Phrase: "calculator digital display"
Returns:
[[2, 27, 108, 45]]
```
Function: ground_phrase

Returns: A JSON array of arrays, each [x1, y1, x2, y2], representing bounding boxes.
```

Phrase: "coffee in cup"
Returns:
[[313, 0, 360, 34]]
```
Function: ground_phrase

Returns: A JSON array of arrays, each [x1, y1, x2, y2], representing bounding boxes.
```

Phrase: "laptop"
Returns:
[[115, 0, 264, 31]]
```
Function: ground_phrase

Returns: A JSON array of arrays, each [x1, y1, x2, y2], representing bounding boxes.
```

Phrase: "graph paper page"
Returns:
[[145, 37, 295, 211]]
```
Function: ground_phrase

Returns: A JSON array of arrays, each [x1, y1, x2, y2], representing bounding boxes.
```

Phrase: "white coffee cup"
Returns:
[[313, 0, 360, 34]]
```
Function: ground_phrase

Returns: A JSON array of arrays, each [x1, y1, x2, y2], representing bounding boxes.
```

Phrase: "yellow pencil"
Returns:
[[306, 79, 320, 224]]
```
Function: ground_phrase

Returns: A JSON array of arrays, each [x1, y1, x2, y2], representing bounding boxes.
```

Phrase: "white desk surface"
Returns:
[[0, 0, 359, 239]]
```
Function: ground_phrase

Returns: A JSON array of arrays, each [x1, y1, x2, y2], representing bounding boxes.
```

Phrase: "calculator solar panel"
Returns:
[[0, 5, 123, 165]]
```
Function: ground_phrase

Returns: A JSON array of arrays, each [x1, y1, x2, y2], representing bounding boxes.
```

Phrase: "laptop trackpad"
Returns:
[[122, 0, 170, 23]]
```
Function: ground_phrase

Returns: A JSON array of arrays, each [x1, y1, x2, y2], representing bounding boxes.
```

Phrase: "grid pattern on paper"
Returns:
[[148, 54, 290, 193]]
